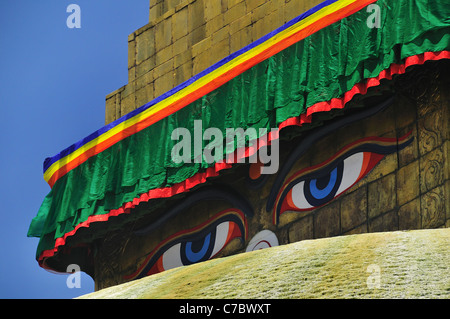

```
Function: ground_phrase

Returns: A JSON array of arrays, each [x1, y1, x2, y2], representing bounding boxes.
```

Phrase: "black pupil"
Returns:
[[190, 237, 208, 253], [303, 162, 344, 207], [315, 173, 332, 190]]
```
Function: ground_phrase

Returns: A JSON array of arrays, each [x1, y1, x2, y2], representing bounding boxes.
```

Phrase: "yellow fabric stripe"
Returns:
[[44, 0, 364, 183]]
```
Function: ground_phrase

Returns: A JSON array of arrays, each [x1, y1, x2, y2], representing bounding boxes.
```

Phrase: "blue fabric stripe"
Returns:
[[43, 0, 337, 173]]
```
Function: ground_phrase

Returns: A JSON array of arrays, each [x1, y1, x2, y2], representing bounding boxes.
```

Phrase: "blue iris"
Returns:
[[184, 233, 211, 263], [309, 167, 338, 199], [304, 163, 343, 207]]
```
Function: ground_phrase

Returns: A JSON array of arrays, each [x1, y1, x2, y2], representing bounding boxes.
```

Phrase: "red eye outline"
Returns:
[[124, 208, 248, 280], [279, 152, 384, 214], [273, 132, 413, 224]]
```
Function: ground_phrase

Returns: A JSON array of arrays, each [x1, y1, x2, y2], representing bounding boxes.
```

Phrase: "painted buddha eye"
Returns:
[[273, 133, 413, 224], [126, 209, 247, 279], [288, 152, 366, 210], [160, 220, 241, 271], [276, 151, 383, 221]]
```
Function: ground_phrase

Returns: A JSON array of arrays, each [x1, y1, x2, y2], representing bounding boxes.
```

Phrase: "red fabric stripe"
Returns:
[[47, 0, 377, 188], [38, 51, 450, 267]]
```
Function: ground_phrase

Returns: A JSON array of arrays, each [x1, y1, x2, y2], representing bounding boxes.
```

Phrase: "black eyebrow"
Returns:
[[134, 184, 254, 236], [272, 137, 413, 224], [266, 95, 395, 212], [133, 212, 246, 280]]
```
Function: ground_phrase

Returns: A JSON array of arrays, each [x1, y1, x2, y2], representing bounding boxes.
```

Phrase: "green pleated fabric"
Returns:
[[28, 0, 450, 262]]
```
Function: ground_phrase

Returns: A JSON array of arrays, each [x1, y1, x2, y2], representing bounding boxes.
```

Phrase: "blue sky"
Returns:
[[0, 0, 149, 298]]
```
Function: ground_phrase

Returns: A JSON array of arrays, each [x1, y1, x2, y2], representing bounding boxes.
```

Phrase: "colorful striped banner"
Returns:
[[43, 0, 377, 188], [29, 0, 450, 270]]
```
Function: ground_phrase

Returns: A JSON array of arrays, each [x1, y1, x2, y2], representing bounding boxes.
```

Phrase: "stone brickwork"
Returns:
[[105, 0, 322, 124], [94, 61, 450, 290], [283, 63, 450, 243], [94, 0, 450, 290]]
